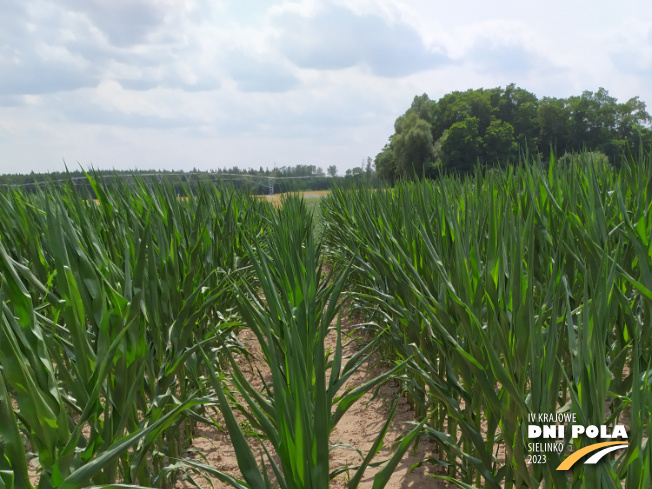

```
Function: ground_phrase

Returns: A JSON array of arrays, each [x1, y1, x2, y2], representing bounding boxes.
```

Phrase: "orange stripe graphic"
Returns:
[[556, 441, 628, 470]]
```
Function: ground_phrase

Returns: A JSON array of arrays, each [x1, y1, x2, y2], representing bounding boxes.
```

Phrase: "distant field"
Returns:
[[260, 189, 331, 205]]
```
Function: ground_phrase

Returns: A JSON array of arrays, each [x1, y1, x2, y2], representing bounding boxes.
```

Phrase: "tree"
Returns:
[[616, 96, 651, 139], [537, 97, 571, 157], [410, 93, 433, 122], [431, 88, 494, 143], [498, 84, 539, 154], [615, 96, 652, 157], [432, 129, 448, 172], [483, 120, 518, 164], [392, 109, 434, 178], [566, 89, 616, 151], [327, 165, 338, 177], [375, 144, 397, 184], [441, 116, 482, 173], [365, 156, 372, 177], [344, 167, 363, 178]]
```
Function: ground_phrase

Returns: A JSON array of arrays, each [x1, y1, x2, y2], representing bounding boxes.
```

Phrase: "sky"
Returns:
[[1, 0, 651, 174]]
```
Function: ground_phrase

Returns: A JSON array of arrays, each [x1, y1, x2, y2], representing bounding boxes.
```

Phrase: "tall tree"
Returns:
[[441, 116, 482, 172], [375, 144, 397, 184], [365, 157, 373, 177], [410, 93, 434, 122], [615, 96, 652, 156], [483, 120, 518, 164], [430, 89, 494, 143], [392, 109, 435, 178], [537, 97, 571, 157], [498, 84, 539, 154]]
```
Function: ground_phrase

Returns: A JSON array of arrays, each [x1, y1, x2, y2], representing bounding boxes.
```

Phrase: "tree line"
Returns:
[[375, 84, 652, 182], [0, 164, 377, 195]]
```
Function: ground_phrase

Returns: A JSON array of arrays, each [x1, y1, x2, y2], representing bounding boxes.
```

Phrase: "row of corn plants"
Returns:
[[195, 194, 424, 489], [321, 153, 651, 488], [0, 176, 271, 488]]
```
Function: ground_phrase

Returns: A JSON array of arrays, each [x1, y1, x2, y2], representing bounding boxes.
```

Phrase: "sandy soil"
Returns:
[[175, 317, 445, 489]]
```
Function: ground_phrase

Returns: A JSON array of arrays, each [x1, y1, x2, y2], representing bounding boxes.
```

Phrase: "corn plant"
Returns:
[[200, 194, 424, 489]]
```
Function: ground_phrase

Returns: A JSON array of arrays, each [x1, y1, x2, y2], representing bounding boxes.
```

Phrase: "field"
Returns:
[[0, 154, 650, 489], [261, 189, 332, 205]]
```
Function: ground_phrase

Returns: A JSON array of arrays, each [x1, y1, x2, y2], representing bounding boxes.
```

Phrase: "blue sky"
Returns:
[[1, 0, 651, 174]]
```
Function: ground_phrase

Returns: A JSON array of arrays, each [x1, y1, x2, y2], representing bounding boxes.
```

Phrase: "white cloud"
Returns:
[[273, 4, 449, 76], [60, 0, 180, 47]]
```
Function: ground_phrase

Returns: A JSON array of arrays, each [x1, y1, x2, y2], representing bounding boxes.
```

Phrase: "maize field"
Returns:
[[0, 153, 651, 489], [321, 153, 651, 488]]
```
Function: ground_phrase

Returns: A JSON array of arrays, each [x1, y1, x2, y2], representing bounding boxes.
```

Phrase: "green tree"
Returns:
[[615, 96, 652, 157], [616, 96, 651, 139], [567, 88, 617, 152], [498, 84, 539, 154], [432, 129, 448, 173], [441, 116, 482, 172], [537, 97, 571, 157], [375, 144, 397, 184], [345, 167, 363, 178], [327, 165, 338, 177], [431, 89, 494, 142], [483, 120, 518, 164], [410, 93, 433, 122], [392, 109, 434, 178]]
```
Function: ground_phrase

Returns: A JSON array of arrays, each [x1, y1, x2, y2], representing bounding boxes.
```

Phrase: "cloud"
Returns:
[[63, 106, 199, 129], [116, 77, 219, 92], [612, 53, 652, 78], [273, 5, 448, 77], [0, 95, 26, 107], [0, 3, 100, 94], [61, 0, 172, 47], [467, 39, 541, 76], [227, 55, 298, 93], [0, 0, 215, 96], [609, 26, 652, 79], [50, 80, 209, 129], [110, 54, 222, 92], [0, 1, 300, 97], [0, 52, 99, 95]]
